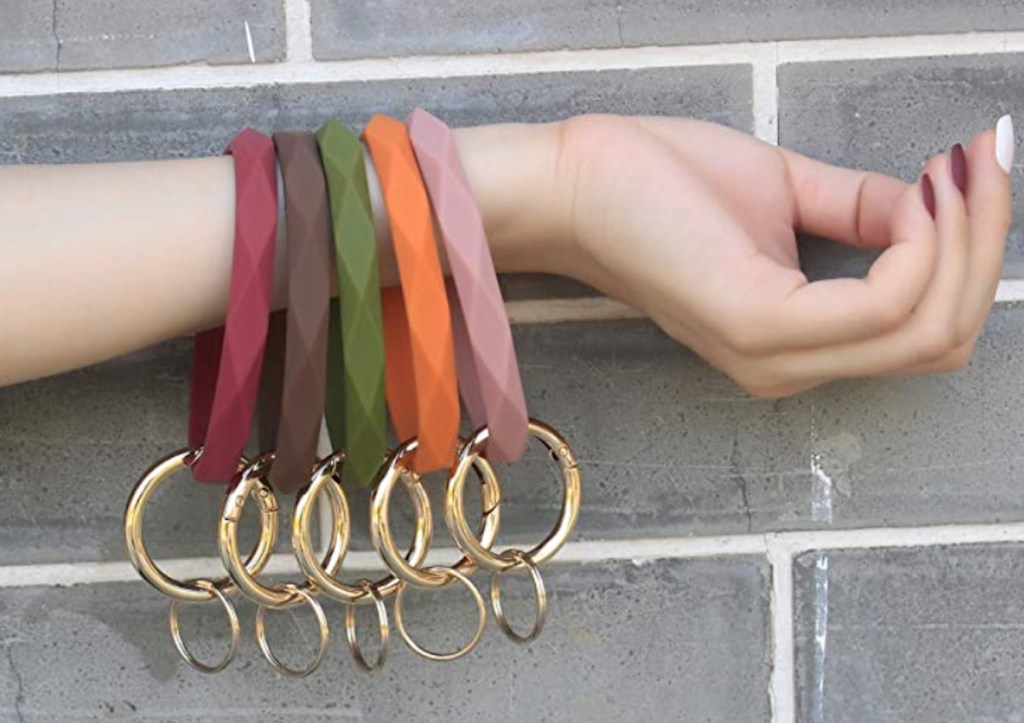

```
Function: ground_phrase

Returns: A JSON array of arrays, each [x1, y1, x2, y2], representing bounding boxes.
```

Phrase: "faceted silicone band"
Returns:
[[315, 119, 388, 488], [270, 131, 332, 495], [362, 114, 459, 474], [256, 310, 287, 453], [188, 128, 278, 483], [407, 108, 529, 462]]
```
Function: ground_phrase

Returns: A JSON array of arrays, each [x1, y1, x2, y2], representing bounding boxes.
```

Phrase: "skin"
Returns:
[[463, 115, 1012, 398], [0, 115, 1013, 396]]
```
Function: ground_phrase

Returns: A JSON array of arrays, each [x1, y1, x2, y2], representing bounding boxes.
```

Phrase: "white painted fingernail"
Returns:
[[996, 114, 1014, 174]]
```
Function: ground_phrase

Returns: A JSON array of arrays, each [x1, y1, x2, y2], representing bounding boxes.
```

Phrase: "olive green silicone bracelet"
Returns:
[[316, 119, 387, 487]]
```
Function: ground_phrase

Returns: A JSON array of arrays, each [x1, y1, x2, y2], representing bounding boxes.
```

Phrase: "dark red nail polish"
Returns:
[[951, 143, 968, 195], [921, 173, 937, 218]]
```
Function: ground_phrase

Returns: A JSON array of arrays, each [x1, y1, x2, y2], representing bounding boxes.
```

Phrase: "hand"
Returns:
[[557, 114, 1014, 398]]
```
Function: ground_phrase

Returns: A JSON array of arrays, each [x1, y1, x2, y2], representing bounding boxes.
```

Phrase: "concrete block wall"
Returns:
[[1, 2, 1024, 721]]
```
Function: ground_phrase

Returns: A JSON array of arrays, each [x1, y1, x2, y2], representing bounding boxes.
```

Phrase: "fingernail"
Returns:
[[996, 114, 1014, 174], [921, 173, 936, 218], [951, 143, 968, 195]]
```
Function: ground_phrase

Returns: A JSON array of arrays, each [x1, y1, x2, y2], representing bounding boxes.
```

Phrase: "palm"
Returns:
[[568, 116, 808, 349]]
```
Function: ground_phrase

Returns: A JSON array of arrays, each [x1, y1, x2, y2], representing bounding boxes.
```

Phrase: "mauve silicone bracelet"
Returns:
[[270, 131, 332, 495], [407, 108, 529, 462], [362, 114, 459, 474], [188, 128, 278, 483], [316, 119, 388, 488]]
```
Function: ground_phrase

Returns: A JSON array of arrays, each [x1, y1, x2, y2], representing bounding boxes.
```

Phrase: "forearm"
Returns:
[[0, 121, 574, 386]]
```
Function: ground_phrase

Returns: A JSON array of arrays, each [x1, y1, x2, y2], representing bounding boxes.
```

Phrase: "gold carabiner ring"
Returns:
[[345, 579, 390, 672], [292, 451, 430, 604], [490, 549, 547, 644], [254, 583, 330, 678], [371, 438, 501, 589], [393, 566, 487, 662], [125, 448, 278, 602], [445, 419, 581, 573], [167, 579, 240, 674], [219, 452, 348, 607]]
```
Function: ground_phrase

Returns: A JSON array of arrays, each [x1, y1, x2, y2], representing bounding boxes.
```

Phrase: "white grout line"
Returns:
[[777, 30, 1024, 63], [767, 536, 796, 723], [775, 520, 1024, 553], [503, 279, 1024, 327], [283, 0, 314, 63], [7, 520, 1024, 590], [506, 297, 644, 325], [994, 278, 1024, 304], [751, 46, 779, 145], [2, 31, 1024, 99]]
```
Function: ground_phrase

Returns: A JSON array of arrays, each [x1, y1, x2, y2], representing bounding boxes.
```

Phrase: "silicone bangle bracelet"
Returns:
[[188, 128, 278, 483], [406, 108, 529, 462], [256, 310, 287, 452], [269, 131, 332, 494], [315, 119, 387, 488], [362, 114, 459, 474]]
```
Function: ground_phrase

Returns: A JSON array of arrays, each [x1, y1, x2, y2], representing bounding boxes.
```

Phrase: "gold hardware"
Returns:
[[218, 452, 348, 608], [254, 583, 330, 678], [445, 420, 581, 573], [490, 549, 547, 644], [393, 566, 487, 662], [124, 448, 278, 602], [370, 438, 501, 589], [292, 451, 429, 604], [167, 579, 240, 674], [345, 579, 390, 672]]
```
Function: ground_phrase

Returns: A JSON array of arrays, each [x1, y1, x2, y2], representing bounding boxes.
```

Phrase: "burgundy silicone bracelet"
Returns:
[[188, 128, 278, 483], [406, 108, 528, 462]]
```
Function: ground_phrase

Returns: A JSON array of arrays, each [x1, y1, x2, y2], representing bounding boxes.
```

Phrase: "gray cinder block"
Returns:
[[794, 544, 1024, 723], [0, 0, 54, 73], [0, 557, 771, 721], [0, 0, 285, 73], [0, 66, 753, 164], [309, 0, 1018, 60]]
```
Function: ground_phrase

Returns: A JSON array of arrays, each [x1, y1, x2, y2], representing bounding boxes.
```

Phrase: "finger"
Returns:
[[955, 124, 1014, 340], [778, 147, 907, 249], [749, 156, 971, 383], [735, 176, 938, 353], [900, 335, 975, 375]]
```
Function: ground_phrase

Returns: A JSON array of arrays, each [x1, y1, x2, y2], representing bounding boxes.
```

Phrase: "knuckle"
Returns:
[[873, 296, 911, 334], [952, 319, 977, 348], [918, 320, 958, 360], [729, 365, 789, 399], [720, 316, 764, 356], [941, 345, 974, 373]]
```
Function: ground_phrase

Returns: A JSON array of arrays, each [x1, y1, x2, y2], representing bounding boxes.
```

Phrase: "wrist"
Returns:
[[453, 120, 582, 278]]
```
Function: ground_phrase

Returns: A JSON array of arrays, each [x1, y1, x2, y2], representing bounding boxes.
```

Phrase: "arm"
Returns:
[[0, 122, 571, 386], [0, 115, 1013, 395]]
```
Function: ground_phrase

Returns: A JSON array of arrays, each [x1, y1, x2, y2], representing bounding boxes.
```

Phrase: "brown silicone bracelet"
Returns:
[[269, 132, 333, 494]]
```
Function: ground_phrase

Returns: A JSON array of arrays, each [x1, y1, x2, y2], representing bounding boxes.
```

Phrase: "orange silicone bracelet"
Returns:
[[362, 114, 459, 473]]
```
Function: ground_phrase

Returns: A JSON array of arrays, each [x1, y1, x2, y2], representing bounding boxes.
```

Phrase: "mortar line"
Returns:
[[283, 0, 314, 63], [767, 536, 796, 723], [10, 520, 1024, 589], [506, 279, 1024, 326], [2, 31, 1024, 99], [751, 46, 779, 145]]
